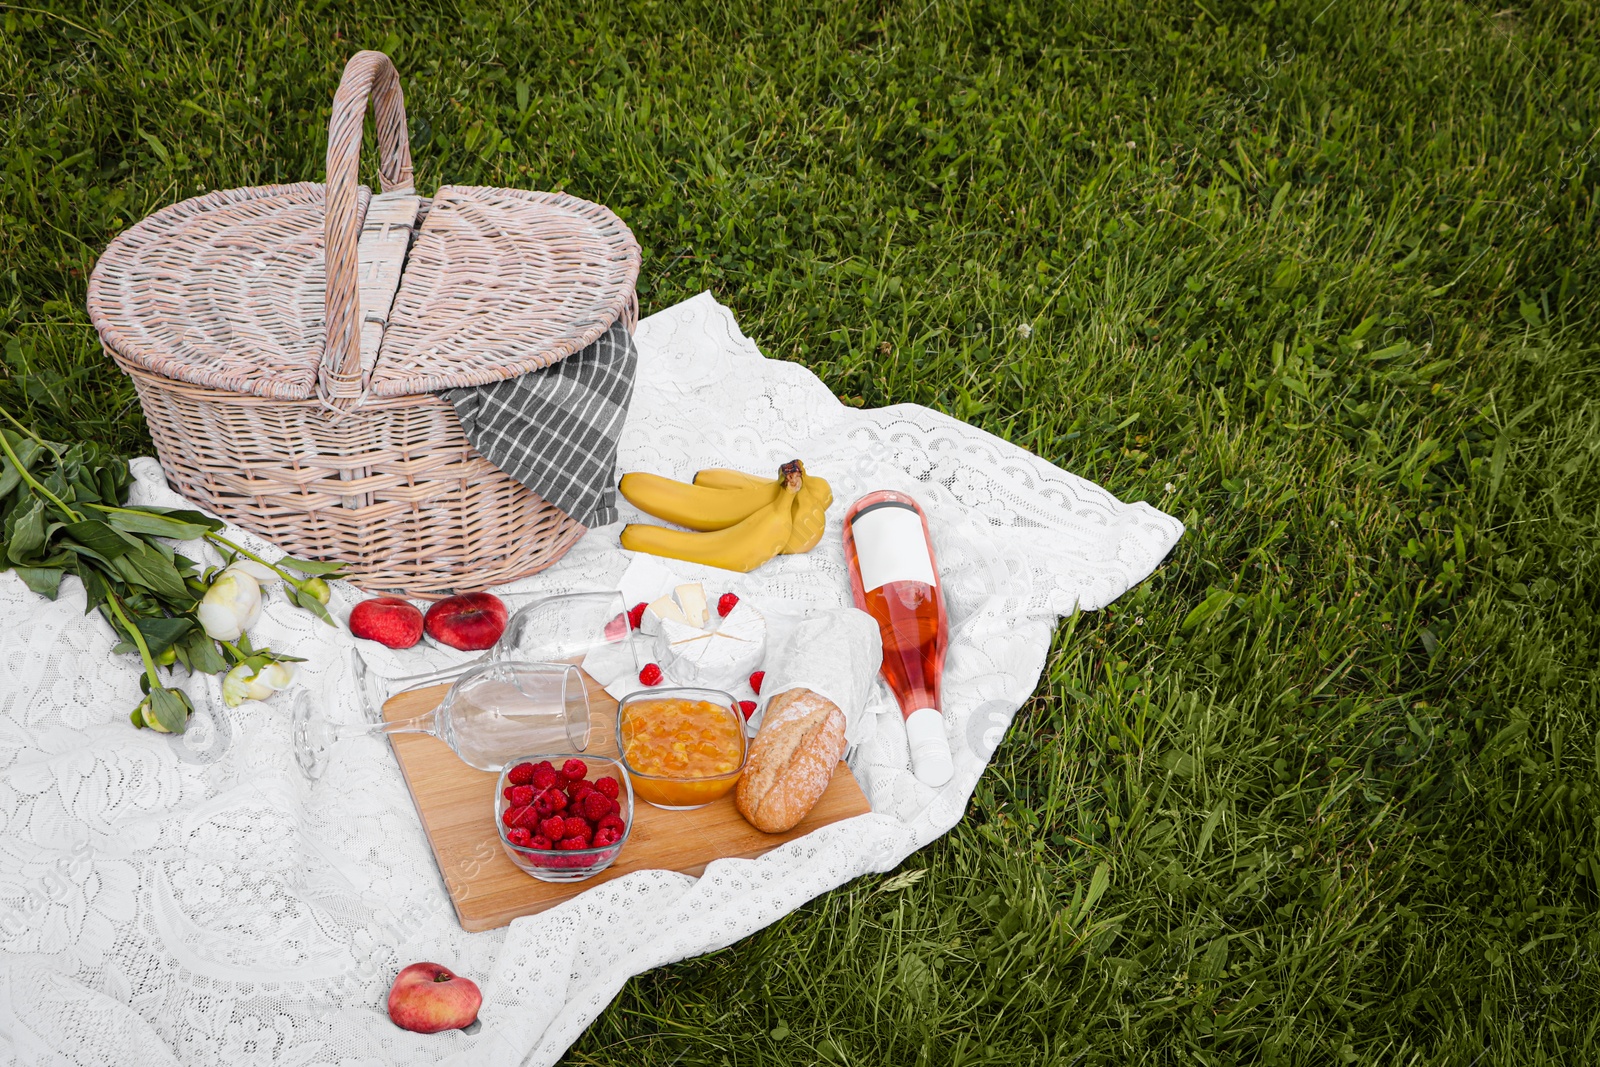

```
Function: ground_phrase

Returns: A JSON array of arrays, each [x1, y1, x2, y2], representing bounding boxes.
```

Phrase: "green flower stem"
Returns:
[[0, 403, 47, 445], [105, 594, 162, 692], [0, 429, 81, 521]]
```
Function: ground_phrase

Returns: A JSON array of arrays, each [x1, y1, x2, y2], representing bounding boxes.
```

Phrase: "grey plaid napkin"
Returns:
[[443, 318, 637, 528]]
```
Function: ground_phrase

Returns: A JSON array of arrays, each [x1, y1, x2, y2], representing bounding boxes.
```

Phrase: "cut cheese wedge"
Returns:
[[675, 582, 709, 626], [654, 600, 766, 689], [641, 593, 689, 637]]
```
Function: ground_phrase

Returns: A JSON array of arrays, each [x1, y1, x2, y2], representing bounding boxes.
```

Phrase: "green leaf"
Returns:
[[136, 127, 171, 165], [134, 616, 194, 655], [1181, 588, 1237, 632], [61, 538, 116, 567], [240, 652, 274, 673], [1269, 180, 1291, 220], [146, 686, 192, 733], [13, 564, 64, 599], [1077, 862, 1111, 922], [0, 431, 45, 472], [0, 458, 19, 499], [8, 498, 47, 563], [1489, 436, 1508, 500], [66, 464, 105, 504], [179, 630, 228, 675], [90, 505, 220, 541], [1196, 801, 1227, 856], [278, 555, 346, 576], [1269, 258, 1301, 292], [61, 519, 139, 560], [79, 566, 112, 611], [96, 464, 127, 505], [292, 586, 335, 624], [112, 544, 191, 602]]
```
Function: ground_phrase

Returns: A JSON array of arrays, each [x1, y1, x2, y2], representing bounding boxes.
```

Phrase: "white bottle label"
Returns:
[[851, 502, 936, 593]]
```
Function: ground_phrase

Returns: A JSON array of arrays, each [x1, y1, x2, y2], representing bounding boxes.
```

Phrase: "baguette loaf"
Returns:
[[735, 687, 846, 833]]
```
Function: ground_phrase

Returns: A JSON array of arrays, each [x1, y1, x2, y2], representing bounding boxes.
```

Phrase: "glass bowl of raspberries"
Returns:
[[496, 755, 632, 882]]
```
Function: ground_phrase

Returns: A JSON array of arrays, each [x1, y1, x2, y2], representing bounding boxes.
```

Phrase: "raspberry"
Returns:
[[506, 827, 532, 847], [563, 815, 591, 840], [598, 813, 626, 834], [531, 762, 558, 790], [508, 785, 536, 807], [507, 762, 536, 786], [749, 670, 765, 694], [639, 663, 663, 686], [541, 815, 568, 841], [529, 835, 553, 850], [581, 792, 614, 821], [738, 700, 757, 720], [595, 776, 620, 800], [557, 837, 591, 851], [717, 592, 739, 617], [568, 778, 595, 800], [502, 804, 527, 827], [536, 789, 568, 816], [510, 805, 542, 829], [592, 828, 620, 848], [604, 612, 629, 641], [562, 758, 588, 780], [628, 601, 649, 629], [502, 785, 516, 800]]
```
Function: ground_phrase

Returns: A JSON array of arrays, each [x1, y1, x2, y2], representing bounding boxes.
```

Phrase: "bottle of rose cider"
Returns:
[[843, 491, 954, 787]]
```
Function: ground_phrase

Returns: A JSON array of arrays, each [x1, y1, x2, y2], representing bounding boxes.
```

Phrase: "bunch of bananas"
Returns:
[[618, 460, 833, 572]]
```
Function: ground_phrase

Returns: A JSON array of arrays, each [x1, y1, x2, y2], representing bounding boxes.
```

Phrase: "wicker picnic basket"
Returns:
[[86, 52, 640, 599]]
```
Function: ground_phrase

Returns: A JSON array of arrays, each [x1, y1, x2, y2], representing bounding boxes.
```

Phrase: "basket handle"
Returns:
[[321, 50, 416, 410]]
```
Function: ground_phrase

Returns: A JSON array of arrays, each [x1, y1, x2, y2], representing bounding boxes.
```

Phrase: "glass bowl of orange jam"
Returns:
[[616, 688, 749, 810]]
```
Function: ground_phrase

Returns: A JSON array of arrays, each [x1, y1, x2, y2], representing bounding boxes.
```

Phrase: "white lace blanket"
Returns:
[[0, 293, 1182, 1065]]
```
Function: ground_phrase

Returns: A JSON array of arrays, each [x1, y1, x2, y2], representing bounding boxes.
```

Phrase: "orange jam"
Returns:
[[619, 698, 745, 807]]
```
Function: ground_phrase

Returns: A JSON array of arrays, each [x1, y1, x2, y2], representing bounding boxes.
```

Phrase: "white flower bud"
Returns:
[[198, 571, 263, 642], [222, 661, 295, 706]]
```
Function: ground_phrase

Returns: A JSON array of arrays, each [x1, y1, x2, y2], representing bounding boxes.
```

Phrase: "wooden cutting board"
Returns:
[[383, 674, 872, 932]]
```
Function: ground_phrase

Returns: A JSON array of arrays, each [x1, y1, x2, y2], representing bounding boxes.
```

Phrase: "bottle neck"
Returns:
[[895, 687, 940, 719]]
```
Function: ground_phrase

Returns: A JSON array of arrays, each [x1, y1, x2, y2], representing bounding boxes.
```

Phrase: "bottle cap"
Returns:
[[904, 707, 954, 787]]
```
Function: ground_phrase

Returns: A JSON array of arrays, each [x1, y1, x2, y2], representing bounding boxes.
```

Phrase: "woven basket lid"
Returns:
[[87, 52, 639, 408]]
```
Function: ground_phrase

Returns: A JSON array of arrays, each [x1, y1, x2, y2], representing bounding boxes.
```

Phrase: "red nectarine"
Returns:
[[424, 592, 508, 651], [349, 598, 424, 649], [387, 961, 482, 1034]]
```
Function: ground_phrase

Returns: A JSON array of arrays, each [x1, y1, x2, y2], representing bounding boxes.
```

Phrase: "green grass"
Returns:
[[4, 0, 1599, 1063]]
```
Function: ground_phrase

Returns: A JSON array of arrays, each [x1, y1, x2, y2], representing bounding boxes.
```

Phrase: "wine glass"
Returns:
[[352, 590, 640, 723], [292, 660, 590, 780]]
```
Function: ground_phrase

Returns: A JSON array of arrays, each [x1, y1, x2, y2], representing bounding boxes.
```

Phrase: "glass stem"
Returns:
[[340, 708, 436, 741]]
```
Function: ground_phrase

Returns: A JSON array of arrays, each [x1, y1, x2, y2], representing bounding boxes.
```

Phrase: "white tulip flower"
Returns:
[[198, 570, 263, 642], [222, 661, 295, 706]]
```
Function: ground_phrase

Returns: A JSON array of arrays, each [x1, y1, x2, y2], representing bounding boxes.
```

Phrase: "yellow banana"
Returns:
[[691, 468, 775, 490], [619, 467, 787, 531], [783, 473, 832, 553], [695, 467, 832, 553], [620, 462, 802, 572]]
